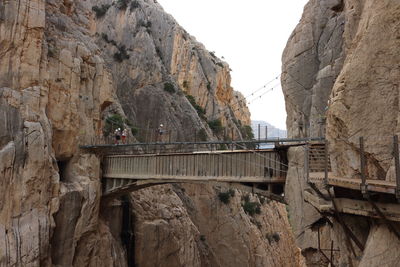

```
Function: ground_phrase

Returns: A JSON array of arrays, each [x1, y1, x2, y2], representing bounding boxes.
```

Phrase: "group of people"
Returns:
[[113, 124, 165, 144], [114, 128, 128, 144]]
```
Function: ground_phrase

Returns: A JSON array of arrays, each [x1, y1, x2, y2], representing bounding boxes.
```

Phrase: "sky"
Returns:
[[157, 0, 309, 130]]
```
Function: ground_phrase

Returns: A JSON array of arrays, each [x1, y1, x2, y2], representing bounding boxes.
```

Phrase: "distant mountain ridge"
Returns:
[[251, 120, 287, 139]]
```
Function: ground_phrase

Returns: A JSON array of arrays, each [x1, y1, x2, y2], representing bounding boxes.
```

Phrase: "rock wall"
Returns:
[[131, 184, 304, 267], [90, 0, 251, 141], [282, 0, 400, 266], [282, 0, 345, 138], [0, 0, 301, 266]]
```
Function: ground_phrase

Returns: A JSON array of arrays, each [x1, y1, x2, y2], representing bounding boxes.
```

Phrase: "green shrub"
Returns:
[[208, 119, 224, 135], [216, 62, 224, 68], [242, 201, 261, 216], [130, 127, 139, 136], [130, 0, 140, 10], [116, 0, 130, 10], [241, 194, 250, 202], [197, 129, 208, 141], [217, 144, 227, 150], [206, 82, 211, 90], [164, 82, 175, 93], [200, 235, 206, 241], [241, 194, 261, 217], [124, 118, 133, 126], [104, 114, 124, 136], [241, 125, 254, 139], [218, 189, 235, 204], [114, 45, 130, 62], [101, 33, 109, 42], [92, 4, 111, 18], [183, 80, 189, 89], [185, 94, 206, 120]]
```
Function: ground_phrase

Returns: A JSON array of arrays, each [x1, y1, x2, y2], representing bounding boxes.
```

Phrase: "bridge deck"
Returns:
[[102, 149, 288, 196], [309, 172, 397, 194]]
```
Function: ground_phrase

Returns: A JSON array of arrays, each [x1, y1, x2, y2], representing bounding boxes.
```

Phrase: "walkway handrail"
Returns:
[[80, 137, 325, 149]]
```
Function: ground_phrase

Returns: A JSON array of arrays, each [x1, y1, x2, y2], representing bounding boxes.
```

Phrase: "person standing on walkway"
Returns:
[[115, 128, 121, 144], [157, 124, 164, 142], [122, 128, 128, 144]]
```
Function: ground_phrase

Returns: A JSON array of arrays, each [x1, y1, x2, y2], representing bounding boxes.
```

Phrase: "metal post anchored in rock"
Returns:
[[265, 125, 268, 139]]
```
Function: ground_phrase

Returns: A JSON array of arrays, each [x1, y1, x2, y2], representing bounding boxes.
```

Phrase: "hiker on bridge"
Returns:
[[157, 124, 164, 142], [114, 128, 121, 144], [122, 128, 128, 144]]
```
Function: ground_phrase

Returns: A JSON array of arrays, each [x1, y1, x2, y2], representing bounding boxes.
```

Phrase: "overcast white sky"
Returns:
[[157, 0, 309, 130]]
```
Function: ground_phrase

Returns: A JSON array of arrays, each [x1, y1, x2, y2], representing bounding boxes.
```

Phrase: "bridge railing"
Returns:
[[81, 137, 325, 155], [103, 150, 288, 181], [305, 136, 400, 201]]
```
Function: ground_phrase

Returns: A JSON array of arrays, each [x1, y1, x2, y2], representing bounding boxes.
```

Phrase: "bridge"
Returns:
[[102, 149, 288, 199], [80, 137, 323, 201], [80, 135, 400, 265], [81, 136, 400, 224]]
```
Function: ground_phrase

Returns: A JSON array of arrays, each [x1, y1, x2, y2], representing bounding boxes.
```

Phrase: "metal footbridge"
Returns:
[[80, 135, 400, 265], [81, 137, 323, 201], [81, 136, 400, 225]]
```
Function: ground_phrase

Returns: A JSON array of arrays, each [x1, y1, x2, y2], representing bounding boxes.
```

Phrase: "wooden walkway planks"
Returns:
[[309, 172, 397, 194]]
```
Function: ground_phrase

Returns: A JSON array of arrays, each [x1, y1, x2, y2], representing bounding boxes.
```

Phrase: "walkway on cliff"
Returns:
[[81, 136, 400, 245], [82, 137, 323, 202]]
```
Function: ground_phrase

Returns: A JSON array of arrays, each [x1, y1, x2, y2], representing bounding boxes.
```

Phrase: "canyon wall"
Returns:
[[282, 0, 400, 266], [0, 0, 301, 266]]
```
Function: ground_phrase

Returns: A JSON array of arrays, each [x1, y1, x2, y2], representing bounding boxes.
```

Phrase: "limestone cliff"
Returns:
[[282, 0, 400, 266], [130, 184, 304, 267], [0, 0, 299, 266]]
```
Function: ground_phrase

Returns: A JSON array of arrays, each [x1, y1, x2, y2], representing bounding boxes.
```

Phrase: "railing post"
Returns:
[[324, 139, 329, 186], [265, 126, 268, 140], [393, 135, 400, 201], [231, 128, 234, 151], [359, 137, 368, 197]]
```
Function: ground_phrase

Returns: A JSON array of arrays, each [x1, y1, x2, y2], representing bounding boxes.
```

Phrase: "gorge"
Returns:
[[1, 0, 400, 266]]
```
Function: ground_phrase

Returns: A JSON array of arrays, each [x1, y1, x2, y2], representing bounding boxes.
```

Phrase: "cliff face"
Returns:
[[282, 0, 345, 138], [131, 184, 304, 267], [283, 0, 400, 266], [0, 0, 300, 266], [90, 0, 251, 141]]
